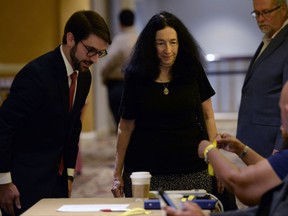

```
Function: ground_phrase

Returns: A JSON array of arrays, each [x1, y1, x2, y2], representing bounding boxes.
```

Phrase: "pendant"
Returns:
[[163, 87, 169, 95]]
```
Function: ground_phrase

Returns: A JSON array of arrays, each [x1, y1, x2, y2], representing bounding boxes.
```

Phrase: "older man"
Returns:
[[237, 0, 288, 157]]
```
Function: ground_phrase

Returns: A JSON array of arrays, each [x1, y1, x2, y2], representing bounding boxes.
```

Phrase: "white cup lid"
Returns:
[[130, 171, 151, 179]]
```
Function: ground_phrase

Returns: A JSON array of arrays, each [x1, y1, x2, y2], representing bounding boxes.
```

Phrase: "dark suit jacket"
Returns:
[[0, 46, 91, 214], [237, 24, 288, 157]]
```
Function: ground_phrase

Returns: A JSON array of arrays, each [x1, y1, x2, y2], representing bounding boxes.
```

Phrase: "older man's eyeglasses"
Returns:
[[80, 41, 107, 58], [251, 5, 281, 18]]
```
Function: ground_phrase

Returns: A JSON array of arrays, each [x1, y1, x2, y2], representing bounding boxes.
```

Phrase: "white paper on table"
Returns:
[[57, 204, 130, 212]]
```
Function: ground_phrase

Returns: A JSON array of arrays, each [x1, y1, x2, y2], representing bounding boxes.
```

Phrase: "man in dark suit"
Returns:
[[237, 0, 288, 157], [164, 81, 288, 215], [0, 10, 111, 216]]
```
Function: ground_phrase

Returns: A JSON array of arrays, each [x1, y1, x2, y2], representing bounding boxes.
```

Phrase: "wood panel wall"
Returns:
[[0, 0, 94, 132]]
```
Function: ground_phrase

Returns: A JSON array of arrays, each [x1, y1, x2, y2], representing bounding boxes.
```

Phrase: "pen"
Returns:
[[100, 209, 129, 212]]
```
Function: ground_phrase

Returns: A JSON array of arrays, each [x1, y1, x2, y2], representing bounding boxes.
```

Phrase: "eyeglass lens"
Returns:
[[80, 41, 107, 58], [251, 5, 281, 18]]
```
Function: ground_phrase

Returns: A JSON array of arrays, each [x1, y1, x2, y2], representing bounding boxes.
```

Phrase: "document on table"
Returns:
[[57, 204, 130, 212]]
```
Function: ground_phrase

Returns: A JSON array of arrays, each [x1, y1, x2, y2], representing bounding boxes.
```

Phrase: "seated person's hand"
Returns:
[[164, 202, 210, 216], [217, 133, 245, 155]]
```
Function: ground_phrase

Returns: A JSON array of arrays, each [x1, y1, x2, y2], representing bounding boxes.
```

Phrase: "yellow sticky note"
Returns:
[[187, 195, 195, 201], [208, 163, 214, 176]]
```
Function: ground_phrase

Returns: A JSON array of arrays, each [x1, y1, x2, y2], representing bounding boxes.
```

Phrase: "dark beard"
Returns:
[[70, 46, 81, 72], [70, 46, 92, 72]]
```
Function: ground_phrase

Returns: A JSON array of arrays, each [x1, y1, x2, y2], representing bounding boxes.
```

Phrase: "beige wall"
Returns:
[[0, 0, 59, 63], [0, 0, 94, 132]]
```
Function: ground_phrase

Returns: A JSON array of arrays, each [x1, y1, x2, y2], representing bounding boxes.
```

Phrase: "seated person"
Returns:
[[198, 132, 285, 206], [164, 81, 288, 215]]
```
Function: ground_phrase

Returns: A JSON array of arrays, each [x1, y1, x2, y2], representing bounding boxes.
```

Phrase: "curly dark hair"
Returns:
[[124, 11, 206, 84]]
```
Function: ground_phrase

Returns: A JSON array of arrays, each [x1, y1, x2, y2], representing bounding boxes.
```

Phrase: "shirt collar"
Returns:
[[60, 45, 75, 77], [263, 19, 288, 42]]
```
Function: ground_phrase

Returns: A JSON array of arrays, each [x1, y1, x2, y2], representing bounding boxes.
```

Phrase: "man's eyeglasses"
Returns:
[[251, 5, 281, 18], [80, 41, 107, 58]]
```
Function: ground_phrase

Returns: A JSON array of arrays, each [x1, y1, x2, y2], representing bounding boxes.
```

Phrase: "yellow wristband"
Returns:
[[204, 145, 216, 163], [208, 163, 214, 176], [203, 140, 217, 163], [203, 140, 217, 176]]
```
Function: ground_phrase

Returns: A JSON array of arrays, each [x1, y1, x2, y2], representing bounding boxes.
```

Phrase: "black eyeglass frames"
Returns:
[[251, 5, 281, 18], [80, 40, 107, 58]]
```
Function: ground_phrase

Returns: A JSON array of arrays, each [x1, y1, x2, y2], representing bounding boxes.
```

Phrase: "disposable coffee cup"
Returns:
[[130, 171, 151, 198]]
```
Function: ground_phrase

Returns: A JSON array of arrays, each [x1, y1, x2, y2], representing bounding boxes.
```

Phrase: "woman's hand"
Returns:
[[198, 139, 225, 194], [215, 176, 225, 194], [111, 176, 124, 197], [198, 140, 211, 158]]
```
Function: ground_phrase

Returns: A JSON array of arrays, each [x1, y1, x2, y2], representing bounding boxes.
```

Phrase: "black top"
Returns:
[[121, 73, 215, 174]]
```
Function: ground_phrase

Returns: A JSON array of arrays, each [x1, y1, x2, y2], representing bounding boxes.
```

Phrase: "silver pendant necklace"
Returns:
[[160, 80, 170, 95]]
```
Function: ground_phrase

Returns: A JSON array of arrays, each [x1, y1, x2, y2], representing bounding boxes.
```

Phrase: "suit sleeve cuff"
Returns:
[[67, 168, 75, 177], [0, 172, 12, 184]]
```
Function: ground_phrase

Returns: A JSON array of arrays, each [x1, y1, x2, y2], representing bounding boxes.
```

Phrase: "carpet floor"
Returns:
[[72, 134, 117, 198]]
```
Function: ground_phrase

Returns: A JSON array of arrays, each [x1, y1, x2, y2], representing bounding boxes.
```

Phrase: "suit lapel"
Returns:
[[51, 46, 70, 115], [49, 47, 92, 121], [242, 42, 263, 90], [71, 69, 91, 116], [242, 25, 288, 92]]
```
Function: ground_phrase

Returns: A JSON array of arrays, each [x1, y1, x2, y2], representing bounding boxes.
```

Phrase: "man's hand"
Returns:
[[68, 179, 73, 197], [0, 183, 21, 216]]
